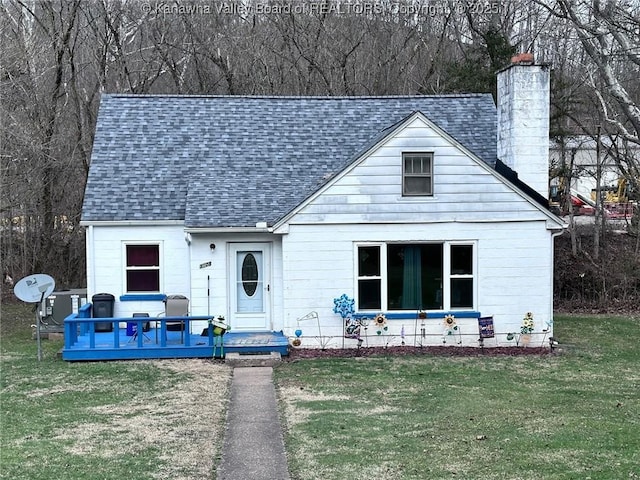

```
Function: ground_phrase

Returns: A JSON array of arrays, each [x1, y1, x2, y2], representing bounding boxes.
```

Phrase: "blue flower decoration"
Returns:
[[333, 294, 355, 319]]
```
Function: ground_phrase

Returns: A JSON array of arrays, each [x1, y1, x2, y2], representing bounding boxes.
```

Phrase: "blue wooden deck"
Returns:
[[62, 305, 289, 361]]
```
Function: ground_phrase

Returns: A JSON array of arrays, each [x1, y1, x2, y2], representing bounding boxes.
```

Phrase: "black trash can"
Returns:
[[92, 293, 115, 332]]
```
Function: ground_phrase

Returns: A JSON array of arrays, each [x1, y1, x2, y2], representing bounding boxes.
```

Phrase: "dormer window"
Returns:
[[403, 153, 433, 196]]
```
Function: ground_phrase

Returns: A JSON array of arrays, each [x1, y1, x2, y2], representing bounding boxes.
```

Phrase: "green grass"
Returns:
[[3, 303, 639, 480], [0, 302, 230, 480], [275, 315, 640, 480]]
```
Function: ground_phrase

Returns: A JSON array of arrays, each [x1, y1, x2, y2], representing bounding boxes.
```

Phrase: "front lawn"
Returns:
[[275, 315, 640, 480], [0, 302, 231, 480], [2, 302, 638, 480]]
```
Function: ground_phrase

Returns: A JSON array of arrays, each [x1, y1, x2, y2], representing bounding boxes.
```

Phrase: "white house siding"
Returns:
[[281, 221, 554, 348], [86, 225, 190, 319], [278, 115, 558, 348], [187, 233, 284, 333], [291, 116, 545, 225]]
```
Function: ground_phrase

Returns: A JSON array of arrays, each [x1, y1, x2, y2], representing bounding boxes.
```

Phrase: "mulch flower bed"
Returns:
[[285, 345, 553, 361]]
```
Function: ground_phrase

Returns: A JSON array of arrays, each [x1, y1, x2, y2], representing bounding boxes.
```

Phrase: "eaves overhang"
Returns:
[[80, 220, 185, 227], [183, 226, 274, 234]]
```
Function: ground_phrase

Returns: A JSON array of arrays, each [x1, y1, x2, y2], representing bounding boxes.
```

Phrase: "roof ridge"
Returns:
[[103, 93, 491, 100]]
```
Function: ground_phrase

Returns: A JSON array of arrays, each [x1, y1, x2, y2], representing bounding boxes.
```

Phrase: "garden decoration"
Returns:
[[333, 294, 355, 320], [540, 318, 553, 347], [295, 311, 326, 348], [478, 316, 495, 338], [520, 312, 535, 346], [373, 313, 388, 335], [420, 321, 426, 346], [477, 316, 495, 348], [345, 318, 366, 347], [210, 315, 228, 358], [506, 312, 535, 347], [344, 317, 361, 339], [292, 329, 302, 347], [414, 309, 427, 347], [359, 317, 369, 346], [442, 314, 461, 344], [333, 294, 356, 347]]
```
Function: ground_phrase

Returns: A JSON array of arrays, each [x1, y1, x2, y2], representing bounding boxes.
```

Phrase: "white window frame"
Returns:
[[122, 242, 163, 294], [355, 243, 386, 310], [402, 152, 434, 196], [355, 241, 477, 312], [445, 242, 476, 310]]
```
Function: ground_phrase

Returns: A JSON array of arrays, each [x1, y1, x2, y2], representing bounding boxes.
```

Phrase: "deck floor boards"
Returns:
[[62, 329, 289, 361]]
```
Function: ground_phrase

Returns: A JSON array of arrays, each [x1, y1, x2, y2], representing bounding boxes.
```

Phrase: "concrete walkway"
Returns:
[[216, 367, 290, 480]]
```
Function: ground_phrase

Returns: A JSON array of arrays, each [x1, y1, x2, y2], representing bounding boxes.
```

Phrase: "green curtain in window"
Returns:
[[402, 246, 422, 309]]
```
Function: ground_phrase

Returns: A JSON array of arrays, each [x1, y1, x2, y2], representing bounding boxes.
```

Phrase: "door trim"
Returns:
[[228, 243, 272, 330]]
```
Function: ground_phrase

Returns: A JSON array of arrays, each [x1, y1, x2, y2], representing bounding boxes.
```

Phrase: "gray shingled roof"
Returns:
[[82, 95, 497, 227]]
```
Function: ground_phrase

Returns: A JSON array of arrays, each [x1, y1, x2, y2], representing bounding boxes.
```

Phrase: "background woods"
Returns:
[[1, 0, 639, 309]]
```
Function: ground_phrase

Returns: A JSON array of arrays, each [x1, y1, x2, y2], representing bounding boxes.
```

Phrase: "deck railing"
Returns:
[[64, 303, 218, 351]]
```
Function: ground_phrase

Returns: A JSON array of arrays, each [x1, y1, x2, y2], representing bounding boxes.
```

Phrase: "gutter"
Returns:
[[80, 220, 185, 227], [184, 223, 274, 234]]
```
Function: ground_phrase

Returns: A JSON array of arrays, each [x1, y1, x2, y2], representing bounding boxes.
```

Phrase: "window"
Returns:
[[387, 244, 443, 310], [403, 153, 433, 196], [450, 245, 474, 308], [356, 242, 475, 311], [125, 244, 160, 292], [241, 253, 259, 296], [358, 246, 382, 309]]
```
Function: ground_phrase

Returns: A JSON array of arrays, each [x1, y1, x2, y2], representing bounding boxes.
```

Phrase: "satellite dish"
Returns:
[[13, 274, 56, 303]]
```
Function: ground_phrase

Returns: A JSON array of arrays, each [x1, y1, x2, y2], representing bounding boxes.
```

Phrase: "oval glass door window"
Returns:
[[241, 253, 259, 296]]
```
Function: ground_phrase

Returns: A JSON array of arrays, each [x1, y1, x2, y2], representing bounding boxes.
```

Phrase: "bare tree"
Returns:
[[2, 0, 638, 294], [541, 0, 640, 196], [1, 0, 87, 284]]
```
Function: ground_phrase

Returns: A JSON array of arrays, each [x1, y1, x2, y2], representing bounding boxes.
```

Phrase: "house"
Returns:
[[80, 56, 564, 352], [549, 135, 639, 208]]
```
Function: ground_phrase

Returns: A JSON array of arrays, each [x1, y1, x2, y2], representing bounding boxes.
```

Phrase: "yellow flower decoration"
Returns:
[[374, 313, 388, 335], [373, 314, 387, 327], [521, 312, 534, 334], [442, 314, 459, 343], [443, 314, 456, 328]]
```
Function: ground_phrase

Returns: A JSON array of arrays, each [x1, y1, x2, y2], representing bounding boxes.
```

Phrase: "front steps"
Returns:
[[225, 352, 283, 367]]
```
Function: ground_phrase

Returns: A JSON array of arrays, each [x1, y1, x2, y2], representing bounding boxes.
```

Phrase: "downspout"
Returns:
[[86, 225, 96, 298], [549, 228, 565, 344], [184, 232, 193, 315]]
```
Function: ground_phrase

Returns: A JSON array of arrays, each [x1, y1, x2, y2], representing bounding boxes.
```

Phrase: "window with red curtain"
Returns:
[[126, 244, 160, 292]]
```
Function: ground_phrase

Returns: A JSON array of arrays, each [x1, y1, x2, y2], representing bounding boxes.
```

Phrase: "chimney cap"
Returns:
[[511, 52, 534, 65]]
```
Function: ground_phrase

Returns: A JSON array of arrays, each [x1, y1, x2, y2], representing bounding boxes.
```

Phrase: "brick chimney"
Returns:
[[497, 53, 551, 200]]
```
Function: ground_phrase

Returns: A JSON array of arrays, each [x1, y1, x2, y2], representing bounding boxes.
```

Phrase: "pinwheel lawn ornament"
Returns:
[[333, 294, 355, 320]]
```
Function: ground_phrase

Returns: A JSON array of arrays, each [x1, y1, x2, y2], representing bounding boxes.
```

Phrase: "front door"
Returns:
[[229, 243, 271, 330]]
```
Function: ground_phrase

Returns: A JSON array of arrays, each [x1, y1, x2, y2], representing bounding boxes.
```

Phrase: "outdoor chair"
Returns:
[[128, 312, 151, 343], [156, 295, 189, 343]]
